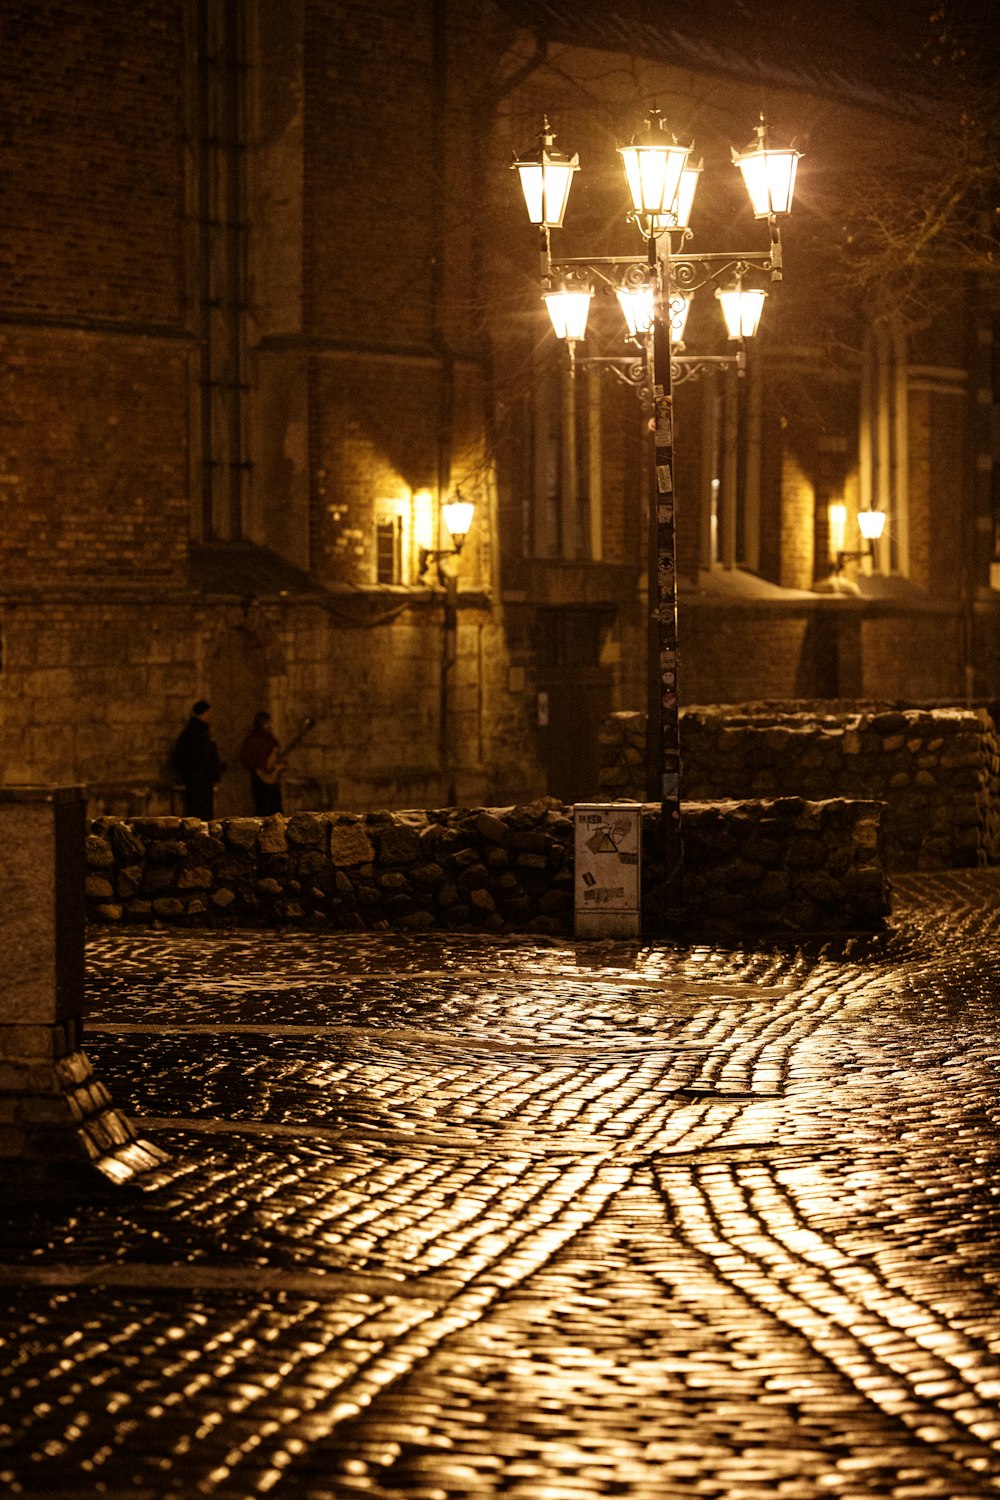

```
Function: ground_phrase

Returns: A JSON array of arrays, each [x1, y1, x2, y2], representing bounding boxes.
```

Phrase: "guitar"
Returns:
[[258, 716, 316, 785]]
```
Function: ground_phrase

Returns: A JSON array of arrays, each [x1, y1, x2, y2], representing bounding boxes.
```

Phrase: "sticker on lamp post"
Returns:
[[574, 803, 642, 939]]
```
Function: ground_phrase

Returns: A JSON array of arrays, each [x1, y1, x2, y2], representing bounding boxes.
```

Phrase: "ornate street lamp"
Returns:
[[513, 109, 799, 927]]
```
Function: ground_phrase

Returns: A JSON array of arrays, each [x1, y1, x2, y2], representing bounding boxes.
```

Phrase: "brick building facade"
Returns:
[[1, 1, 997, 813]]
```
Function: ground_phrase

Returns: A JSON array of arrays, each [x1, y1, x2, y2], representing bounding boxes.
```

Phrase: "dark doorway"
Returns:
[[532, 607, 615, 804]]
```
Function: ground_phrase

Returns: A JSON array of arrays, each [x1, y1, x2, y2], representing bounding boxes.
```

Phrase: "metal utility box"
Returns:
[[573, 803, 642, 939]]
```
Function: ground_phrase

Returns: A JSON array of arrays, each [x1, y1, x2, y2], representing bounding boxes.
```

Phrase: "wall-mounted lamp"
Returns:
[[419, 491, 476, 806], [419, 490, 476, 584], [836, 508, 886, 573]]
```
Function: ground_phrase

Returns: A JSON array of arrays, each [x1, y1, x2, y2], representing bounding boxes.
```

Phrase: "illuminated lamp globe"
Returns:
[[732, 118, 801, 219], [442, 493, 475, 550], [513, 119, 579, 228], [716, 283, 767, 340], [652, 159, 703, 233], [615, 283, 655, 337], [544, 284, 593, 342], [857, 508, 887, 542], [618, 113, 690, 224]]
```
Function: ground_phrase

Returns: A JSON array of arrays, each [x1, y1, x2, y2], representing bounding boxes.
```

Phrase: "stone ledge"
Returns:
[[599, 706, 1000, 871], [85, 798, 890, 938]]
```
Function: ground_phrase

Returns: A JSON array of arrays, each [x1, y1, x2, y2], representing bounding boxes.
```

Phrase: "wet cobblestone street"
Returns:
[[2, 871, 1000, 1498]]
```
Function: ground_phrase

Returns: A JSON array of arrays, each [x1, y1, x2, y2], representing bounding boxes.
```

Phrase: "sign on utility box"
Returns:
[[574, 803, 642, 939]]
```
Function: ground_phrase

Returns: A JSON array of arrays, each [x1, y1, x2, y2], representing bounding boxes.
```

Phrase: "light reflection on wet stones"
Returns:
[[1, 872, 1000, 1495]]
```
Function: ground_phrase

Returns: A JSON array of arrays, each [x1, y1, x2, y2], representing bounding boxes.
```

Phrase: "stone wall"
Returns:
[[84, 797, 890, 938], [598, 707, 1000, 870], [0, 592, 541, 822]]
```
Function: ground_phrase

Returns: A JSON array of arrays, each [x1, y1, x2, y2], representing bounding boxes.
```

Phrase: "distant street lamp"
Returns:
[[514, 110, 800, 926], [420, 491, 476, 805]]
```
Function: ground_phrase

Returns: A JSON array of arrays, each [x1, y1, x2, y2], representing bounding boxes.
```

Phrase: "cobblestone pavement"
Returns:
[[2, 871, 1000, 1499]]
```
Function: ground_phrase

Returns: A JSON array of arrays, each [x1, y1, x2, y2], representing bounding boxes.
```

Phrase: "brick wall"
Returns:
[[0, 1, 184, 325], [677, 598, 969, 704], [0, 332, 191, 583], [0, 1, 190, 585]]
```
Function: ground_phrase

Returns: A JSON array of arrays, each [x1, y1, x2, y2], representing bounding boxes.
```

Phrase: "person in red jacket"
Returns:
[[239, 711, 285, 815]]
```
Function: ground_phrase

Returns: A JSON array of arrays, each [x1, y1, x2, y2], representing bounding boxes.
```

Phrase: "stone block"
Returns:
[[286, 812, 324, 846], [224, 818, 261, 850], [0, 788, 85, 1027], [259, 816, 287, 854], [399, 910, 436, 930], [109, 822, 146, 861], [147, 839, 188, 864], [0, 1060, 31, 1091], [329, 821, 375, 866], [377, 822, 421, 865], [474, 810, 509, 844], [85, 835, 114, 868], [188, 833, 226, 861], [509, 830, 551, 852], [152, 898, 184, 918], [131, 817, 183, 838], [117, 866, 143, 897]]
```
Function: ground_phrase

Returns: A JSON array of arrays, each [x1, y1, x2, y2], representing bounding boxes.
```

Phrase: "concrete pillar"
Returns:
[[0, 787, 167, 1187]]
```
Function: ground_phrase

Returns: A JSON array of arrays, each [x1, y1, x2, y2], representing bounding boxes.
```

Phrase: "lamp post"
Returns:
[[514, 110, 800, 926], [420, 492, 476, 805]]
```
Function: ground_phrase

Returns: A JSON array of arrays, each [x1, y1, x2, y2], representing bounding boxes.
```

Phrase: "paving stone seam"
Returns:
[[653, 1165, 1000, 1479], [152, 1166, 629, 1495]]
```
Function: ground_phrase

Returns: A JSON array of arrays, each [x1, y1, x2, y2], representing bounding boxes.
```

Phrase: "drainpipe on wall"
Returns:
[[430, 0, 457, 803], [961, 271, 981, 707]]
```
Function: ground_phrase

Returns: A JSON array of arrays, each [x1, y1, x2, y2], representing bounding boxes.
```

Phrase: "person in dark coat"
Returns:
[[239, 710, 285, 816], [172, 699, 225, 819]]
